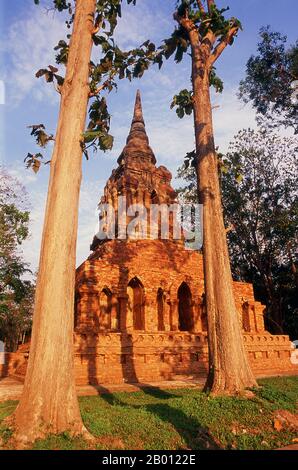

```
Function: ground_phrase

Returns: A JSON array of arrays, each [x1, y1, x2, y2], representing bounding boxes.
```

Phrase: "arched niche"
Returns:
[[127, 277, 145, 330], [201, 293, 208, 332], [157, 288, 165, 331], [178, 282, 193, 332], [98, 288, 112, 330]]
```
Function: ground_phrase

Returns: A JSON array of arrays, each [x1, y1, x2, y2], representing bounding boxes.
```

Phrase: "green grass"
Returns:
[[0, 376, 297, 450]]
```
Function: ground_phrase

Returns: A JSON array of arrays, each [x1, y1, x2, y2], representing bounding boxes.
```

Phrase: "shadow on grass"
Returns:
[[99, 386, 221, 450]]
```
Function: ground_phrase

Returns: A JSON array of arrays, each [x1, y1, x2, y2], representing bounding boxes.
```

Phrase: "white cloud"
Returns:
[[20, 186, 47, 273], [0, 81, 5, 105], [3, 6, 67, 105], [7, 160, 39, 185], [21, 180, 106, 272], [114, 1, 172, 50], [4, 161, 104, 271], [212, 87, 257, 152]]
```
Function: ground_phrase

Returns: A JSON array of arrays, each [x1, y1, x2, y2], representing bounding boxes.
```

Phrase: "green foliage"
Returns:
[[24, 153, 49, 173], [27, 124, 54, 148], [29, 0, 156, 169], [176, 153, 197, 204], [0, 170, 34, 351], [209, 66, 224, 92], [35, 65, 64, 88], [2, 377, 298, 450], [171, 72, 223, 120], [54, 39, 70, 65], [171, 89, 193, 118], [178, 126, 298, 337], [222, 128, 298, 335], [82, 96, 113, 158], [159, 1, 241, 68], [33, 0, 72, 13], [152, 1, 242, 121], [239, 27, 298, 133], [162, 28, 189, 63]]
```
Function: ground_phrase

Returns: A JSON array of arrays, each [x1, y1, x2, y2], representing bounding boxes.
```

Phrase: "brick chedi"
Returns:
[[72, 91, 296, 385], [2, 92, 296, 384]]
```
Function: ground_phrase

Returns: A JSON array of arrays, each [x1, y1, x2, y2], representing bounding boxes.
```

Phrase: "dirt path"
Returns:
[[0, 376, 204, 402], [1, 371, 297, 403]]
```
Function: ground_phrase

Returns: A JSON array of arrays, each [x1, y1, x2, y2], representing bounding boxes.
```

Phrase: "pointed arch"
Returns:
[[98, 288, 112, 330], [127, 277, 145, 330], [178, 282, 193, 331], [201, 293, 208, 332], [157, 288, 165, 331]]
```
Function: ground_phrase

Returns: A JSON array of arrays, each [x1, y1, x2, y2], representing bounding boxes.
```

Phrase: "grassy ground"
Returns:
[[0, 376, 297, 450]]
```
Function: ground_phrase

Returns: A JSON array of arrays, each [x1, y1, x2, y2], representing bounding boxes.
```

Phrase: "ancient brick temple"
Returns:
[[72, 91, 296, 385], [1, 92, 296, 383]]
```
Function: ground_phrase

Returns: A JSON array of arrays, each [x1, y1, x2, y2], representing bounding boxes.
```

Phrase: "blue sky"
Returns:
[[1, 0, 297, 272]]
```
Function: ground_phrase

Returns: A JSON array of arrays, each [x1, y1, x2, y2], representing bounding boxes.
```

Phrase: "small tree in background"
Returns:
[[239, 26, 298, 133], [221, 128, 298, 336], [0, 170, 34, 352], [177, 127, 298, 338]]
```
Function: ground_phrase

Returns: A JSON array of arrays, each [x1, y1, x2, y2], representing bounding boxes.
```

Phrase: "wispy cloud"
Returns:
[[17, 173, 105, 271], [3, 6, 66, 106], [114, 1, 172, 50]]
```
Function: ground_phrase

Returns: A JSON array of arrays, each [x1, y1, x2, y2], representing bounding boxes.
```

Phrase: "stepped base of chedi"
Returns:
[[2, 92, 297, 384]]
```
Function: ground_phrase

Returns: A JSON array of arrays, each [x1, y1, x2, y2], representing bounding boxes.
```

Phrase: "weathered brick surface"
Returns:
[[73, 239, 297, 385]]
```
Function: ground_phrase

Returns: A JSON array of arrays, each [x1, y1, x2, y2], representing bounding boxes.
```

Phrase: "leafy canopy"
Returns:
[[177, 127, 298, 336], [0, 170, 34, 350], [152, 0, 241, 118], [239, 27, 298, 134], [27, 0, 156, 169]]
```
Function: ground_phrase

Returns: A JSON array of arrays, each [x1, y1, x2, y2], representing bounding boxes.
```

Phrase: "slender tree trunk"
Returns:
[[191, 53, 257, 394], [262, 275, 284, 334], [11, 0, 96, 444]]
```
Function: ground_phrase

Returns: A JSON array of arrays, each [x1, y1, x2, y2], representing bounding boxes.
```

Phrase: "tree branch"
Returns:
[[202, 29, 216, 51], [54, 83, 62, 95], [197, 0, 205, 13], [208, 26, 239, 65], [207, 0, 215, 12], [89, 80, 109, 98], [93, 15, 103, 35], [173, 11, 194, 34], [173, 10, 200, 45]]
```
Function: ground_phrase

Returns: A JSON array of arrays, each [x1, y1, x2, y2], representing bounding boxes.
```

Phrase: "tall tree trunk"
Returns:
[[12, 0, 96, 444], [191, 54, 257, 394], [262, 274, 283, 334]]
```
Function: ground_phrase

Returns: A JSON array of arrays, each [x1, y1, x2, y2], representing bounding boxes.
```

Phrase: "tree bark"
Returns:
[[11, 0, 96, 444], [191, 51, 257, 394]]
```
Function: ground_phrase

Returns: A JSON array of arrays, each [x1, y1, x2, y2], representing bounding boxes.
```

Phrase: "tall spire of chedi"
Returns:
[[118, 90, 156, 165], [90, 90, 177, 251]]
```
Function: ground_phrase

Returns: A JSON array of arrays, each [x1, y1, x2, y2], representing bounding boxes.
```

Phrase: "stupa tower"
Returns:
[[90, 90, 178, 250]]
